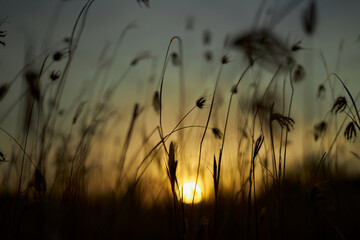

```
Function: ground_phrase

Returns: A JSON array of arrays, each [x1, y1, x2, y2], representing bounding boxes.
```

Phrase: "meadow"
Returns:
[[0, 0, 360, 239]]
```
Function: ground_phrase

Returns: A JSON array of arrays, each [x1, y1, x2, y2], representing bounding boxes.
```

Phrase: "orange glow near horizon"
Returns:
[[180, 181, 202, 204]]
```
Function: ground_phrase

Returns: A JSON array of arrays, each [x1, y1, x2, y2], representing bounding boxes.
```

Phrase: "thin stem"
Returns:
[[283, 67, 294, 183], [0, 126, 35, 168], [193, 64, 223, 207]]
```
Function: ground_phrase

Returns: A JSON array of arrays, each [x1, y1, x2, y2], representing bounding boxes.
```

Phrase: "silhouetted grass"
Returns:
[[0, 1, 360, 239]]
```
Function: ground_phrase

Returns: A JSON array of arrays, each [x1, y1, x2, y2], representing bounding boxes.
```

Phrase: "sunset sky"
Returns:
[[1, 0, 360, 190]]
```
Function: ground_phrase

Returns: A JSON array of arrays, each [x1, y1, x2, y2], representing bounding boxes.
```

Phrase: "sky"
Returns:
[[1, 0, 360, 193]]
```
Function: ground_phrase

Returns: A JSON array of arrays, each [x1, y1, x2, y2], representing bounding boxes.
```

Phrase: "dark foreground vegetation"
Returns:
[[1, 176, 360, 239]]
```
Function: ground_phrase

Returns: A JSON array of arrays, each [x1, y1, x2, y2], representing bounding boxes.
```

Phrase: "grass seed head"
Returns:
[[221, 54, 230, 64], [167, 142, 178, 193], [25, 70, 40, 101], [185, 16, 194, 31], [137, 0, 150, 8], [302, 0, 317, 35], [196, 97, 206, 109], [152, 91, 160, 114], [53, 51, 63, 61], [293, 64, 305, 83], [317, 84, 326, 99], [171, 52, 180, 66], [0, 151, 8, 162], [231, 29, 291, 69], [331, 96, 347, 114], [271, 113, 295, 131], [203, 29, 211, 45], [204, 50, 213, 62], [314, 121, 327, 133], [212, 128, 223, 139], [313, 121, 327, 141], [0, 17, 7, 47], [50, 70, 61, 81], [231, 85, 237, 94], [344, 121, 357, 141], [291, 40, 303, 51], [254, 135, 264, 158], [130, 51, 151, 66]]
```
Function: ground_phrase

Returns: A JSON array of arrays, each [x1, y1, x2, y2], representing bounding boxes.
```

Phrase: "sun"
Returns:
[[180, 182, 202, 204]]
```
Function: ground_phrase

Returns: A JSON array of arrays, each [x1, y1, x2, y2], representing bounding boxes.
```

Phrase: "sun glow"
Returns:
[[180, 182, 202, 204]]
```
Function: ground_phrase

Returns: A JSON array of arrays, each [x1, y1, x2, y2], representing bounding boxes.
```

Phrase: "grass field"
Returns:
[[1, 0, 360, 239]]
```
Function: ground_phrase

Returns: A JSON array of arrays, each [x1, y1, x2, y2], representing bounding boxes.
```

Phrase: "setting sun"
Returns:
[[180, 182, 202, 204]]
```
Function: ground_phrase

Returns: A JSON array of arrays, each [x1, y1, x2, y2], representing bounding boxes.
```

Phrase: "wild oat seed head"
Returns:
[[221, 54, 230, 64], [331, 96, 347, 114], [313, 121, 327, 141], [231, 85, 238, 94], [53, 51, 63, 61], [293, 65, 305, 83], [212, 128, 223, 139], [344, 121, 357, 141], [317, 84, 326, 99], [0, 152, 7, 162], [271, 113, 295, 131], [204, 50, 213, 62], [50, 70, 61, 81], [291, 40, 303, 52], [196, 97, 206, 109], [171, 52, 180, 66], [203, 29, 211, 45]]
